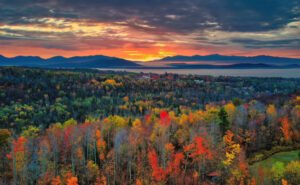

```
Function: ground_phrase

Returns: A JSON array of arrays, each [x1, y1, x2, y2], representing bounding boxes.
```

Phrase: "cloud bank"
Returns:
[[0, 0, 299, 60]]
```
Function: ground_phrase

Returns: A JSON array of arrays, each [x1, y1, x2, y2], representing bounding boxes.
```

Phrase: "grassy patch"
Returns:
[[247, 144, 300, 165], [249, 150, 300, 184]]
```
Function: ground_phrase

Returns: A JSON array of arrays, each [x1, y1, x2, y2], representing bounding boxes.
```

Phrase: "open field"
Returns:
[[250, 150, 300, 184]]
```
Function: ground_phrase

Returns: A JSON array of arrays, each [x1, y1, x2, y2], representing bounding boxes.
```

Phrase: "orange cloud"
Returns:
[[0, 18, 299, 61]]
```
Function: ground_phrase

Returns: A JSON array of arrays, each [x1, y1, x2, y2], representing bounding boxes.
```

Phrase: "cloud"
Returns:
[[1, 0, 299, 32], [0, 0, 299, 60], [230, 38, 300, 49]]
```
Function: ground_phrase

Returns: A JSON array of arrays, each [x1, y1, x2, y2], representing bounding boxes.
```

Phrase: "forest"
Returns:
[[0, 67, 299, 185]]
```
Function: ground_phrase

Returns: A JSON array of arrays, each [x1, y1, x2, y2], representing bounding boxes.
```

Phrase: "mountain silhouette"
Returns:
[[0, 55, 140, 68], [159, 54, 300, 64]]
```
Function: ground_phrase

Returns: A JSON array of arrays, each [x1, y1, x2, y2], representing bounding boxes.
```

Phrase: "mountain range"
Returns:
[[168, 63, 300, 69], [0, 54, 300, 69], [0, 55, 139, 68], [159, 54, 300, 64]]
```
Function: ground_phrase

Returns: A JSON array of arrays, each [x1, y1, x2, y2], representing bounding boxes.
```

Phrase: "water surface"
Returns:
[[97, 68, 300, 78]]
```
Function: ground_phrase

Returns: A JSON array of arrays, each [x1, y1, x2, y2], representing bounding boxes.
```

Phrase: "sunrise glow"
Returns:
[[0, 1, 299, 61]]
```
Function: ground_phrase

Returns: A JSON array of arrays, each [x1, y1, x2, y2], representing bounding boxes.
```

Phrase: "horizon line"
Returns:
[[1, 53, 300, 62]]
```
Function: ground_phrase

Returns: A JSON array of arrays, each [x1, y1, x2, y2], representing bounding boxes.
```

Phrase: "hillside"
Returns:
[[0, 55, 140, 68]]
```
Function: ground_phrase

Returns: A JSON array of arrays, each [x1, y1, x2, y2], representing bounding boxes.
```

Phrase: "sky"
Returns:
[[0, 0, 299, 61]]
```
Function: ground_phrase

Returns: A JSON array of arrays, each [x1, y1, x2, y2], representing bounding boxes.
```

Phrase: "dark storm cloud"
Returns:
[[0, 1, 77, 25], [231, 38, 300, 49], [0, 0, 299, 32], [0, 0, 299, 59]]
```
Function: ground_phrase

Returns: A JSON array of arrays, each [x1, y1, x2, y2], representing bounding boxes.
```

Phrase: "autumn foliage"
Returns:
[[184, 136, 213, 160], [280, 117, 291, 142], [159, 110, 171, 126], [1, 95, 299, 184], [148, 149, 167, 182]]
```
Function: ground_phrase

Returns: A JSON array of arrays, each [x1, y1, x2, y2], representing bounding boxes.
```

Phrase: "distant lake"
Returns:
[[97, 68, 300, 78]]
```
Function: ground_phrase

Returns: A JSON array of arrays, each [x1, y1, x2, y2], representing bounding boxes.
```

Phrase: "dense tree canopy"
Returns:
[[0, 67, 299, 185]]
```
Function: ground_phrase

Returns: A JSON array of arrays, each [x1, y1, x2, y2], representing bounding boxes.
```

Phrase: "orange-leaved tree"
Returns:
[[148, 148, 167, 182], [280, 117, 291, 142]]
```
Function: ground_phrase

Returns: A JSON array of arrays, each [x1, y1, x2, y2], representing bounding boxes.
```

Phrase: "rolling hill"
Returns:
[[1, 54, 300, 69], [159, 54, 300, 64], [0, 55, 140, 68]]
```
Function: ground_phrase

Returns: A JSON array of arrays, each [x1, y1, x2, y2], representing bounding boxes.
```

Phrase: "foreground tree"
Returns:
[[219, 108, 230, 135]]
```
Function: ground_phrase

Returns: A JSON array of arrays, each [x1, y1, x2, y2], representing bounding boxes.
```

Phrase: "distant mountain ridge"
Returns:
[[168, 62, 300, 69], [1, 54, 300, 69], [159, 54, 300, 64], [0, 55, 140, 68]]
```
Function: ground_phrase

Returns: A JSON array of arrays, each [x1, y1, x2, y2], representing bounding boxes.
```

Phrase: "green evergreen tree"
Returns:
[[218, 107, 230, 135]]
